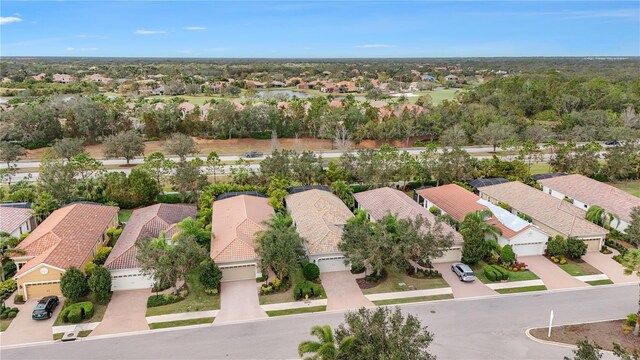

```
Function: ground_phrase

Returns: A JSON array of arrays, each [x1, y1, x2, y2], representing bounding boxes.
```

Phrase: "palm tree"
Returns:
[[298, 325, 353, 360], [585, 206, 619, 229], [0, 232, 25, 282], [621, 249, 640, 336], [461, 210, 503, 241]]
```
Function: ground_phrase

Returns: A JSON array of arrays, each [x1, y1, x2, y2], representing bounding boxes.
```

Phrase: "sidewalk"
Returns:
[[364, 288, 452, 302], [574, 274, 610, 282], [52, 322, 101, 334], [146, 310, 219, 324]]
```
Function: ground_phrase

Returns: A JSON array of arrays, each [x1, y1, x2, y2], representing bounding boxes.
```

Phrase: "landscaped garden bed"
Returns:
[[557, 258, 601, 276], [259, 264, 326, 305], [529, 320, 639, 353], [0, 305, 20, 332], [145, 269, 220, 317], [54, 300, 107, 326], [473, 261, 539, 284], [360, 267, 449, 295]]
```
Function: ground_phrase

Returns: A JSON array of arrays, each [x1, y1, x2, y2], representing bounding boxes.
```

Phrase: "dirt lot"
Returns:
[[24, 137, 417, 160], [529, 320, 639, 352]]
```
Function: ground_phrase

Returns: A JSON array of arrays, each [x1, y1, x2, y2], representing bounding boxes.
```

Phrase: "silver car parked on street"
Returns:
[[451, 263, 476, 282]]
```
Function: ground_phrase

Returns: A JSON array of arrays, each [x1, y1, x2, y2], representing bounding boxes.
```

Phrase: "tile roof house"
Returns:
[[285, 189, 353, 273], [12, 204, 119, 300], [0, 207, 37, 239], [416, 184, 549, 256], [537, 174, 640, 233], [354, 187, 464, 263], [104, 204, 196, 290], [477, 181, 608, 252], [52, 74, 73, 83], [211, 194, 274, 281]]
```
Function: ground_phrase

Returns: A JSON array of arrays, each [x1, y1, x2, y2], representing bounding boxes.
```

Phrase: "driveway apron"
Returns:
[[433, 263, 497, 298], [215, 280, 267, 323], [320, 271, 373, 311], [0, 297, 63, 346], [519, 255, 588, 290], [582, 250, 639, 284], [90, 289, 150, 337]]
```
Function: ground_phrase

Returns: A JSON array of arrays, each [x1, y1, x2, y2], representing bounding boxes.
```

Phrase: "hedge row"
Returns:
[[294, 281, 322, 300], [60, 301, 94, 324], [0, 306, 19, 319], [483, 265, 510, 282], [147, 294, 183, 308], [0, 279, 17, 300]]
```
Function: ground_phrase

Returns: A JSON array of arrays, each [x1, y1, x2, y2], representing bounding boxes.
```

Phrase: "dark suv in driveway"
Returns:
[[32, 296, 59, 320]]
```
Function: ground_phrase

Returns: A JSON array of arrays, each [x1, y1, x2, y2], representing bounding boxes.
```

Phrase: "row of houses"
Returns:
[[6, 173, 635, 298]]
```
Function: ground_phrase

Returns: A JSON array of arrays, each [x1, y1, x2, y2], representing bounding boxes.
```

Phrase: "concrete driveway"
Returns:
[[90, 289, 150, 337], [320, 271, 373, 311], [0, 296, 63, 346], [520, 256, 588, 290], [433, 263, 497, 298], [215, 280, 267, 323], [583, 250, 639, 284]]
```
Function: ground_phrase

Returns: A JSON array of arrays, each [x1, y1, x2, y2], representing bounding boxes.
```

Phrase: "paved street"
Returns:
[[3, 284, 634, 359]]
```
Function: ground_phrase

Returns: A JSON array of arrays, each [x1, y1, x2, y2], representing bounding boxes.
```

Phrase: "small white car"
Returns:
[[451, 263, 476, 282]]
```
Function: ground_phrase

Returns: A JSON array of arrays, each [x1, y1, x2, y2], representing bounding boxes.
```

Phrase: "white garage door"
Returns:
[[583, 239, 601, 252], [316, 257, 350, 273], [433, 248, 462, 264], [221, 264, 256, 282], [512, 242, 546, 257], [111, 272, 154, 291]]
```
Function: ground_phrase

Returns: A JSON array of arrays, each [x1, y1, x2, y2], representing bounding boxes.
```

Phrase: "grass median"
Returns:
[[495, 285, 547, 294], [149, 317, 214, 330], [372, 294, 453, 306], [266, 306, 326, 317]]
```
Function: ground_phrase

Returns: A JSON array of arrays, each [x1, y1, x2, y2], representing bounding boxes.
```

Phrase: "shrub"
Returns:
[[93, 247, 112, 266], [428, 206, 441, 216], [14, 294, 24, 303], [3, 262, 17, 278], [566, 237, 587, 260], [60, 301, 94, 323], [483, 266, 498, 282], [88, 266, 112, 303], [0, 279, 17, 299], [500, 245, 516, 265], [199, 259, 222, 293], [559, 257, 567, 265], [294, 281, 322, 300], [147, 294, 182, 308], [303, 263, 320, 281], [157, 193, 182, 204], [60, 267, 88, 303], [626, 313, 637, 327], [546, 236, 567, 257], [83, 262, 97, 277], [492, 265, 509, 280], [7, 311, 17, 318], [0, 313, 6, 320]]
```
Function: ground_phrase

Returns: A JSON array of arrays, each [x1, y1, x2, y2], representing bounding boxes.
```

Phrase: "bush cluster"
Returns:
[[93, 247, 112, 266], [626, 313, 637, 327], [293, 281, 322, 300], [0, 279, 17, 300], [147, 294, 183, 308], [303, 263, 320, 281], [260, 277, 289, 295], [604, 239, 627, 254], [199, 259, 222, 295], [0, 306, 19, 319], [550, 256, 567, 264], [546, 236, 587, 260], [483, 265, 510, 282], [60, 301, 94, 324], [406, 267, 441, 278]]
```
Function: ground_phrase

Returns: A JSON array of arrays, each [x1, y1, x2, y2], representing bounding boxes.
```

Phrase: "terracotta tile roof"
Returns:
[[538, 174, 640, 224], [478, 182, 608, 238], [104, 204, 196, 270], [14, 204, 119, 277], [0, 207, 33, 234], [285, 189, 353, 255], [210, 195, 274, 263], [354, 187, 463, 245], [416, 184, 485, 222]]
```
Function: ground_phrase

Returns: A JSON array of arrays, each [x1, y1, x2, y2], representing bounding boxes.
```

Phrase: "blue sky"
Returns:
[[1, 1, 639, 57]]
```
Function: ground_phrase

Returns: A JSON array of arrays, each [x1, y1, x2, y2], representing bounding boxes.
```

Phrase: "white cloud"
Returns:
[[184, 26, 207, 30], [0, 16, 23, 25], [66, 47, 75, 51], [354, 44, 395, 48], [134, 30, 167, 35]]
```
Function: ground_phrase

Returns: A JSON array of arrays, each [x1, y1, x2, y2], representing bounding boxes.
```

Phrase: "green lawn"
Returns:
[[145, 269, 220, 317], [266, 306, 327, 317], [118, 209, 133, 223], [53, 300, 108, 326], [529, 162, 552, 175], [53, 330, 93, 341], [586, 279, 615, 286], [149, 317, 214, 330], [495, 285, 547, 294], [372, 294, 453, 306], [558, 259, 602, 277], [361, 267, 449, 295], [611, 180, 640, 197], [0, 319, 13, 332], [473, 262, 540, 283], [259, 267, 327, 305]]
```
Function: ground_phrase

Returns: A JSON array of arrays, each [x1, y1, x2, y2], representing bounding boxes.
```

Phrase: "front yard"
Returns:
[[145, 269, 220, 317], [259, 267, 325, 305], [361, 267, 449, 295], [558, 259, 602, 277], [473, 261, 540, 284], [53, 300, 108, 326]]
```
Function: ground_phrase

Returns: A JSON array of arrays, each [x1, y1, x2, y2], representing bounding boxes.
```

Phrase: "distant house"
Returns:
[[416, 184, 549, 256], [104, 204, 196, 291], [444, 75, 459, 82], [285, 188, 353, 273], [32, 73, 46, 81], [12, 204, 119, 300], [245, 80, 266, 89], [537, 174, 640, 233], [477, 182, 608, 251], [211, 194, 274, 281], [84, 74, 113, 84], [52, 74, 73, 83], [0, 206, 36, 238], [178, 102, 196, 114], [271, 81, 285, 88], [354, 187, 464, 263], [420, 75, 436, 82]]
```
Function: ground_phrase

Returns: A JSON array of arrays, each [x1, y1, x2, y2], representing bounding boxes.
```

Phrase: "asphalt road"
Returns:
[[1, 284, 635, 360]]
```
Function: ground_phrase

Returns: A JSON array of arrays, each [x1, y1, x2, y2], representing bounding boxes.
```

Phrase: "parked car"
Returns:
[[451, 263, 475, 282], [242, 151, 263, 158], [32, 296, 59, 320], [604, 140, 620, 146]]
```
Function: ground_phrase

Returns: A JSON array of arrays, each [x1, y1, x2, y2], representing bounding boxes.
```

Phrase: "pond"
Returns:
[[256, 90, 312, 99]]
